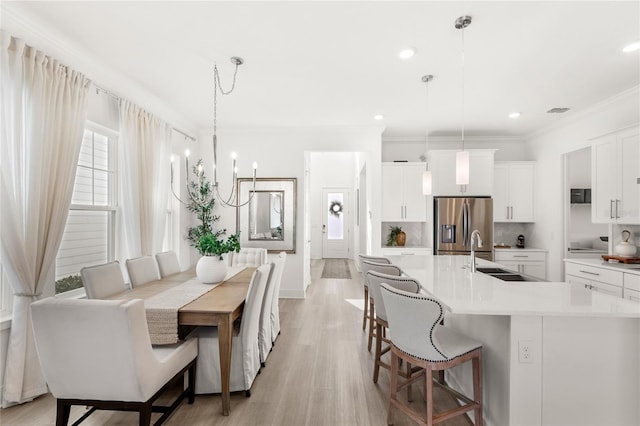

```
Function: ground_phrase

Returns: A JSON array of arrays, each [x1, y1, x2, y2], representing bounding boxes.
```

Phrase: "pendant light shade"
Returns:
[[455, 15, 472, 187], [422, 170, 432, 195], [455, 151, 469, 185]]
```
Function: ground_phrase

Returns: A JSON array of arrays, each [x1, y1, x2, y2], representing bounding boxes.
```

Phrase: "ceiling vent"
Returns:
[[547, 107, 570, 113]]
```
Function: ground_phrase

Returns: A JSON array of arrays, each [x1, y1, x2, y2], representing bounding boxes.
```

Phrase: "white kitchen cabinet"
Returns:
[[494, 249, 546, 280], [623, 273, 640, 302], [428, 149, 496, 196], [564, 261, 624, 298], [493, 162, 535, 222], [591, 125, 640, 224], [381, 162, 427, 222]]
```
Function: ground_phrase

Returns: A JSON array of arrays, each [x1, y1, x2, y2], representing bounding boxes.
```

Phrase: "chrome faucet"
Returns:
[[470, 230, 483, 273]]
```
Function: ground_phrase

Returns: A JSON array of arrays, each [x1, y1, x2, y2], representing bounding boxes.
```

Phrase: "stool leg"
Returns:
[[373, 321, 382, 383], [406, 361, 413, 402], [362, 286, 369, 330], [388, 351, 399, 426], [473, 351, 483, 426], [367, 298, 375, 352], [425, 366, 434, 426]]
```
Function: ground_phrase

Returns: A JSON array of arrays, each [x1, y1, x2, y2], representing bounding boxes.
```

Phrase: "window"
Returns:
[[55, 124, 117, 295]]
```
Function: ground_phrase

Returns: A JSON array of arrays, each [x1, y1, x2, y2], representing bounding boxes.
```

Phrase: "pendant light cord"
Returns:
[[461, 25, 465, 152]]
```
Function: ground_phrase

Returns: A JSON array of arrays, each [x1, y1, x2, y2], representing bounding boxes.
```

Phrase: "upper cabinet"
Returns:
[[494, 162, 535, 222], [381, 162, 427, 221], [592, 125, 640, 224], [428, 149, 496, 196]]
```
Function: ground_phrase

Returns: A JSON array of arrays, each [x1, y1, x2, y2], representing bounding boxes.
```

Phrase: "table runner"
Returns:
[[145, 266, 245, 344]]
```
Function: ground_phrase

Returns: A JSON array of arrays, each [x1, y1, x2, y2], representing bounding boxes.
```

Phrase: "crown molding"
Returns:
[[525, 85, 640, 140], [382, 135, 525, 144]]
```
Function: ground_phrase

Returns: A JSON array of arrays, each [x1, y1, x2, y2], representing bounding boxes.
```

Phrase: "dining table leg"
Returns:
[[218, 314, 233, 415]]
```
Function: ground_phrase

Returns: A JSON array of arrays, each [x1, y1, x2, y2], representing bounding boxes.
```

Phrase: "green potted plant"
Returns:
[[195, 231, 241, 284], [387, 226, 406, 247]]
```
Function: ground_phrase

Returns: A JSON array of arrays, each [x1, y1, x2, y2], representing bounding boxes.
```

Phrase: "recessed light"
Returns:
[[623, 41, 640, 53], [509, 112, 521, 119], [398, 48, 416, 59], [374, 114, 384, 120]]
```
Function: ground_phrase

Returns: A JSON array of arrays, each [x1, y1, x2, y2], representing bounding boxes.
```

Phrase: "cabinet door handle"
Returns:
[[506, 206, 509, 219], [579, 270, 600, 276], [616, 199, 620, 218], [610, 200, 615, 219], [513, 255, 529, 258], [510, 206, 514, 220]]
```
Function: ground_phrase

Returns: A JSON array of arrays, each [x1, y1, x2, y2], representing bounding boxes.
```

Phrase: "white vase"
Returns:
[[196, 255, 227, 284]]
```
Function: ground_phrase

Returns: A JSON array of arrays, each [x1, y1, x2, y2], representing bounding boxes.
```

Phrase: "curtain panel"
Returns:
[[118, 101, 171, 260], [0, 31, 89, 406]]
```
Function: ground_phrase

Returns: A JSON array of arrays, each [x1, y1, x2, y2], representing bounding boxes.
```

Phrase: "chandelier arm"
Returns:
[[169, 183, 190, 206], [216, 186, 256, 208]]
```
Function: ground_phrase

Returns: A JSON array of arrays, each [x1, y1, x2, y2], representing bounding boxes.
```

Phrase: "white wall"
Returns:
[[194, 126, 383, 298], [527, 87, 640, 280], [309, 152, 356, 260]]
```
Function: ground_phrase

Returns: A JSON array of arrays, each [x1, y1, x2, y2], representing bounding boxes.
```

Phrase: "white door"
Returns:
[[303, 168, 311, 288], [322, 188, 350, 258]]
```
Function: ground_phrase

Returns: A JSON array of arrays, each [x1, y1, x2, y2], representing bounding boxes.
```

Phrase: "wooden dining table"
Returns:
[[109, 267, 256, 416]]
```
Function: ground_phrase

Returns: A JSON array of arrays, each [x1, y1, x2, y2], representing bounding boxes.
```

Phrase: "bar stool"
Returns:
[[380, 283, 483, 426], [358, 255, 391, 333], [365, 270, 421, 384], [360, 260, 402, 352]]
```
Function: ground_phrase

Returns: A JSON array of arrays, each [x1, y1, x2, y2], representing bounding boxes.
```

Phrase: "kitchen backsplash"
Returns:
[[612, 224, 640, 252], [494, 223, 535, 247], [382, 222, 428, 247]]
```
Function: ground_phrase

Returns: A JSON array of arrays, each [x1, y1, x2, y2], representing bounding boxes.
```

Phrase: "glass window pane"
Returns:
[[327, 193, 344, 240], [93, 170, 109, 206], [55, 210, 110, 294], [77, 130, 93, 168], [71, 166, 93, 205]]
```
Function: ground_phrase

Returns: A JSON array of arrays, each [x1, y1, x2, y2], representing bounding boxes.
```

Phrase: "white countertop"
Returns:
[[387, 255, 640, 318], [564, 257, 640, 275]]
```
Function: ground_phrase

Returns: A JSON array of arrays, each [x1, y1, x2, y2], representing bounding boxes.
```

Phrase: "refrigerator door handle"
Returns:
[[462, 202, 469, 247]]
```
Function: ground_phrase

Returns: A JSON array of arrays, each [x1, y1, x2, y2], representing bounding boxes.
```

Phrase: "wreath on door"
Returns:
[[329, 200, 343, 217]]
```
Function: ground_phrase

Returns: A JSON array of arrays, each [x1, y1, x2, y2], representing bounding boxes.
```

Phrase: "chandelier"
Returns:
[[171, 57, 257, 208]]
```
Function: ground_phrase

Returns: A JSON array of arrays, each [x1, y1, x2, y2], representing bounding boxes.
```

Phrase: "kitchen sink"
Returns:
[[476, 267, 539, 282], [490, 274, 530, 282], [476, 267, 511, 274]]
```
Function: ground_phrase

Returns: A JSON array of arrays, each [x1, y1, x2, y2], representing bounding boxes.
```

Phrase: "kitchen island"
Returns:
[[387, 254, 640, 426]]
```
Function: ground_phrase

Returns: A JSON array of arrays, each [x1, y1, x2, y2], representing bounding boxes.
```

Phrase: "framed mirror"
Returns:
[[236, 178, 296, 253]]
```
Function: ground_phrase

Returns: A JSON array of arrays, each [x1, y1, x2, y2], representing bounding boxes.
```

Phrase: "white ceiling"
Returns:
[[4, 1, 639, 138]]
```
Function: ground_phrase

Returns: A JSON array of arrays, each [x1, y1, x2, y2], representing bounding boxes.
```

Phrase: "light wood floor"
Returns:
[[0, 259, 472, 426]]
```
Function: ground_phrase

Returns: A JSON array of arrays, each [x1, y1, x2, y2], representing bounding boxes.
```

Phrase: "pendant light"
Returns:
[[455, 15, 472, 186], [421, 74, 434, 195]]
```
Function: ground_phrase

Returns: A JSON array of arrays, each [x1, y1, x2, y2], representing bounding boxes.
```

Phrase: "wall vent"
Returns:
[[546, 107, 570, 113]]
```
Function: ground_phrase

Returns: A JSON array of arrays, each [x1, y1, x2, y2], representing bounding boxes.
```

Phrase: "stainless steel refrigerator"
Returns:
[[434, 197, 493, 261]]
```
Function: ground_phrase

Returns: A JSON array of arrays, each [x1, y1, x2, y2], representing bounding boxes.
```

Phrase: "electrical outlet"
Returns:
[[518, 339, 533, 364]]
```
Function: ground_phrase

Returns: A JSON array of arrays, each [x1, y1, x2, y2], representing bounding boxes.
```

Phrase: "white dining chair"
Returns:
[[155, 251, 181, 278], [270, 252, 287, 344], [360, 259, 402, 351], [381, 283, 483, 426], [231, 248, 267, 267], [31, 297, 198, 426], [80, 261, 127, 299], [126, 255, 160, 287], [189, 263, 272, 396], [258, 262, 276, 366]]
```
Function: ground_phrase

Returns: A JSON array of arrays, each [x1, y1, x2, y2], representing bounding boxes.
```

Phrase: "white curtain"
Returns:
[[119, 100, 171, 259], [0, 31, 89, 406]]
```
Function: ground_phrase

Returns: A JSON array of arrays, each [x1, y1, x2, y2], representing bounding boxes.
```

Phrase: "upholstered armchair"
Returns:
[[31, 298, 198, 426]]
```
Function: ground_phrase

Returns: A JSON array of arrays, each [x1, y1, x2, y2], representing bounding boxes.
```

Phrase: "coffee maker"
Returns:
[[516, 235, 525, 248]]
